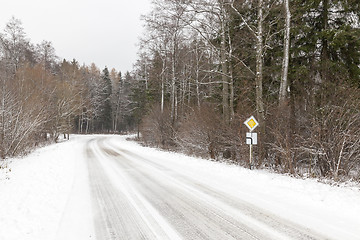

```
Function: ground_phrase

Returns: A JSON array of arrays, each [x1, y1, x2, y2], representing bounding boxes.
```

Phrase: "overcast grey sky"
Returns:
[[0, 0, 152, 73]]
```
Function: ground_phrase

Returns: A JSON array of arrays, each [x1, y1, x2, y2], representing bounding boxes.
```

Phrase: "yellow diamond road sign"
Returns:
[[244, 116, 259, 132]]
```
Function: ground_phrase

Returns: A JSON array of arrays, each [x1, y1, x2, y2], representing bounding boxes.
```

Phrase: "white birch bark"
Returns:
[[221, 23, 229, 122], [256, 0, 265, 125], [279, 0, 291, 105]]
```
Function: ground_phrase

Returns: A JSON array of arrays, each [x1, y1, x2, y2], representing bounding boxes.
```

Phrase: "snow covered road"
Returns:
[[87, 137, 323, 240], [1, 135, 359, 240]]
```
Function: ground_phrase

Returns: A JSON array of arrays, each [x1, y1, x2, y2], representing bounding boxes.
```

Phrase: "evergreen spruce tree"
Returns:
[[129, 73, 148, 138], [101, 67, 112, 132], [292, 0, 360, 87]]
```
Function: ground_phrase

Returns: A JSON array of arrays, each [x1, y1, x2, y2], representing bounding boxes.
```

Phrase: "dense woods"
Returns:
[[135, 0, 360, 181], [0, 17, 136, 164], [1, 0, 360, 182]]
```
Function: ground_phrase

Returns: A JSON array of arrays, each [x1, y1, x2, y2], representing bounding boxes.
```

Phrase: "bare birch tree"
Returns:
[[279, 0, 291, 105]]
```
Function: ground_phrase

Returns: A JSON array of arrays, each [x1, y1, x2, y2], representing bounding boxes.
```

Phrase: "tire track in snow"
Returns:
[[86, 137, 329, 240], [86, 139, 156, 239], [104, 138, 328, 240], [98, 139, 270, 239], [86, 138, 181, 240]]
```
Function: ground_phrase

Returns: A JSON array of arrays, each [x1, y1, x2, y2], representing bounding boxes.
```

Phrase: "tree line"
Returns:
[[133, 0, 360, 181], [0, 17, 138, 166]]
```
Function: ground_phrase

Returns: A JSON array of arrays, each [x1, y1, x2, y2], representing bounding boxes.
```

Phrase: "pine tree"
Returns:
[[101, 67, 112, 132], [291, 0, 360, 87], [129, 72, 147, 138]]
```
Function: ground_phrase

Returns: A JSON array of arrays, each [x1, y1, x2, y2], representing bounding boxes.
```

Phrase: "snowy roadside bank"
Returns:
[[0, 135, 95, 240]]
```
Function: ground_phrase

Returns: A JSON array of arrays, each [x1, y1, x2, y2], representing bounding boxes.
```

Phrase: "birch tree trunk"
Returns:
[[255, 0, 265, 126], [161, 73, 165, 114], [196, 70, 201, 110], [0, 80, 5, 159], [279, 0, 291, 105], [221, 23, 229, 122], [171, 37, 177, 123], [195, 45, 201, 109], [160, 49, 166, 114], [227, 26, 235, 120]]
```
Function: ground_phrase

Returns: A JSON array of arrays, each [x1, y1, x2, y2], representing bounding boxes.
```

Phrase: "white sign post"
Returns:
[[244, 116, 259, 169]]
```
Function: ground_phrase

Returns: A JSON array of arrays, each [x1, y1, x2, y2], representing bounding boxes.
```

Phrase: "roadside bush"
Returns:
[[175, 105, 224, 159], [175, 104, 245, 164], [140, 105, 175, 148], [298, 92, 360, 180], [267, 85, 360, 181]]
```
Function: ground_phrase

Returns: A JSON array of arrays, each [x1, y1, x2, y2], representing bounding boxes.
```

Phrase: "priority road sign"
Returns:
[[244, 116, 259, 132]]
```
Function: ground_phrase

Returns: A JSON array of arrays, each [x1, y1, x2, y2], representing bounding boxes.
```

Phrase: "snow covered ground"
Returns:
[[0, 135, 359, 240], [0, 135, 95, 240]]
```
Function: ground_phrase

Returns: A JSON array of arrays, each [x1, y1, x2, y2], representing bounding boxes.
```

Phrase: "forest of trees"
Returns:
[[0, 17, 137, 165], [1, 0, 360, 182], [133, 0, 360, 181]]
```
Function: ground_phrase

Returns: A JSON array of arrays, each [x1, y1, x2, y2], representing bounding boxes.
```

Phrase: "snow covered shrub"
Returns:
[[0, 64, 50, 159], [266, 82, 360, 181], [175, 106, 222, 158], [297, 87, 360, 180], [140, 105, 175, 148], [266, 105, 297, 174], [175, 104, 243, 162]]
